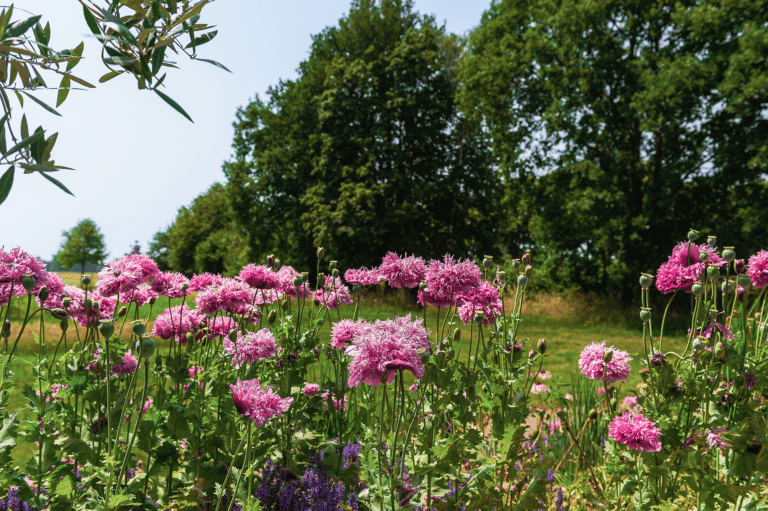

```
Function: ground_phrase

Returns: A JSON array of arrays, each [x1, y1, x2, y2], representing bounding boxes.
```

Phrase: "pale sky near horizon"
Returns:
[[1, 0, 490, 261]]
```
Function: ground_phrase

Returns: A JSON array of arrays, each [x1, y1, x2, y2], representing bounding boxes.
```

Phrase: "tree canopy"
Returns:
[[55, 218, 108, 273]]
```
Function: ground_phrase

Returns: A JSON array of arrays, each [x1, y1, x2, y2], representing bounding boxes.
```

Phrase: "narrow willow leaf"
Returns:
[[3, 127, 43, 157], [185, 30, 217, 49], [21, 163, 61, 173], [0, 165, 13, 204], [57, 75, 70, 107], [41, 132, 57, 163], [154, 89, 193, 123], [39, 171, 74, 196], [67, 42, 84, 71], [99, 70, 123, 83], [5, 15, 42, 38], [22, 92, 61, 116], [194, 57, 231, 73], [82, 6, 100, 35], [20, 113, 28, 140], [104, 55, 138, 66]]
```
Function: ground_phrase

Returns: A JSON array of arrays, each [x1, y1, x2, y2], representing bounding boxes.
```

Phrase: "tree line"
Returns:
[[149, 0, 768, 303]]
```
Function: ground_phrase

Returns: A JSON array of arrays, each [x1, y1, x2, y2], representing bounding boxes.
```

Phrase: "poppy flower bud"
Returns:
[[517, 274, 528, 290], [228, 329, 238, 343], [524, 265, 533, 278], [706, 235, 717, 247], [99, 320, 115, 340], [707, 265, 719, 281], [132, 321, 145, 336], [2, 320, 10, 338], [91, 301, 99, 312], [528, 349, 536, 360], [453, 328, 461, 342], [331, 269, 339, 278], [714, 343, 726, 361], [588, 408, 598, 420], [138, 338, 155, 360], [419, 281, 426, 291], [511, 259, 521, 271], [483, 256, 493, 268], [739, 275, 751, 289], [149, 296, 156, 305], [60, 317, 68, 332], [268, 309, 277, 325], [22, 275, 36, 293], [81, 275, 91, 287], [639, 274, 653, 289], [50, 308, 66, 320], [328, 261, 337, 272], [63, 296, 71, 309], [186, 332, 195, 344], [38, 286, 49, 303], [420, 350, 430, 364], [687, 229, 699, 241], [317, 273, 326, 288], [117, 306, 128, 318], [692, 282, 703, 298], [522, 253, 530, 266], [640, 308, 651, 323], [538, 339, 546, 355], [722, 247, 735, 263], [700, 251, 709, 263], [317, 247, 325, 260], [603, 349, 614, 364], [353, 284, 361, 294], [267, 254, 275, 268], [735, 259, 745, 274]]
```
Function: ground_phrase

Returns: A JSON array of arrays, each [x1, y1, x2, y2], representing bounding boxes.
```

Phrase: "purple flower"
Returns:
[[689, 321, 734, 340], [578, 342, 632, 384], [314, 276, 353, 310], [230, 378, 293, 426], [238, 264, 280, 290], [0, 246, 49, 294], [195, 278, 252, 315], [608, 412, 662, 452], [152, 304, 202, 344], [655, 242, 725, 294], [112, 350, 138, 376], [188, 272, 224, 292], [330, 318, 367, 350], [456, 281, 502, 326], [379, 252, 426, 289], [223, 329, 277, 367], [418, 254, 481, 308], [748, 250, 768, 288], [150, 271, 189, 298], [344, 267, 382, 286]]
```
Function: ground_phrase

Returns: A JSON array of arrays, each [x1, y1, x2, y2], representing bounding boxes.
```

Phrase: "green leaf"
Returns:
[[22, 92, 61, 116], [108, 493, 132, 507], [151, 46, 166, 75], [194, 57, 231, 73], [54, 477, 72, 497], [82, 6, 100, 35], [154, 89, 194, 123], [21, 163, 65, 173], [67, 42, 84, 71], [104, 55, 139, 67], [185, 29, 217, 49], [20, 113, 28, 140], [5, 15, 42, 38], [0, 413, 16, 451], [0, 122, 6, 155], [99, 70, 123, 83], [39, 171, 74, 196], [98, 8, 138, 46], [41, 132, 58, 162], [3, 129, 43, 157], [57, 75, 70, 107]]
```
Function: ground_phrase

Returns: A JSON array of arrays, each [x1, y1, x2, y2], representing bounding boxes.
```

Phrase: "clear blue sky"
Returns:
[[2, 1, 490, 261]]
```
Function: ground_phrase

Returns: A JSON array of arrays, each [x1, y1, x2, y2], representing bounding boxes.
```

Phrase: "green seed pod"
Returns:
[[2, 320, 11, 338], [60, 317, 68, 332], [22, 275, 36, 293], [692, 282, 703, 298], [420, 350, 430, 364], [331, 268, 339, 278], [517, 274, 528, 290], [99, 320, 115, 340], [722, 247, 735, 263], [707, 265, 720, 281], [640, 308, 651, 323], [328, 261, 337, 271], [132, 321, 145, 336], [91, 301, 99, 312], [317, 247, 325, 260], [693, 338, 705, 351], [706, 235, 717, 246], [474, 311, 485, 323], [352, 284, 361, 294], [511, 259, 521, 271], [293, 276, 303, 286], [588, 408, 598, 420], [38, 286, 49, 304], [149, 297, 156, 305], [228, 329, 238, 343], [81, 275, 91, 287], [721, 280, 734, 295], [301, 273, 309, 283], [419, 281, 427, 291], [739, 275, 752, 289], [639, 274, 653, 289], [700, 251, 709, 263], [63, 297, 71, 309], [687, 229, 699, 241], [181, 282, 189, 292], [483, 255, 493, 268], [140, 338, 155, 360]]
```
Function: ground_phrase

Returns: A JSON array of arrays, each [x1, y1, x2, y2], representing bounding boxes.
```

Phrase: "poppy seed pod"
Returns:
[[329, 261, 337, 272], [60, 317, 68, 332], [91, 301, 99, 312], [99, 320, 115, 340], [317, 247, 325, 260], [317, 273, 326, 288], [538, 339, 546, 355], [81, 275, 91, 287], [693, 338, 705, 351], [181, 282, 189, 292], [139, 338, 155, 360], [739, 275, 752, 289], [331, 269, 339, 278], [639, 274, 653, 289], [707, 235, 717, 246], [687, 229, 699, 241], [692, 282, 703, 298], [474, 311, 485, 323], [518, 274, 528, 290], [483, 256, 493, 268], [186, 332, 195, 344], [707, 265, 720, 281], [708, 308, 718, 321], [640, 308, 651, 323], [722, 247, 735, 263], [21, 275, 36, 293], [132, 321, 145, 336], [700, 251, 709, 263], [38, 286, 49, 304], [301, 273, 309, 283], [63, 297, 71, 309], [721, 280, 734, 294], [293, 276, 303, 286], [419, 281, 427, 291], [511, 259, 521, 271]]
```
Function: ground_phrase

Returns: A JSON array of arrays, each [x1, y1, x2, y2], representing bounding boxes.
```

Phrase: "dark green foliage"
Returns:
[[224, 0, 501, 275], [55, 219, 108, 273], [459, 0, 768, 301]]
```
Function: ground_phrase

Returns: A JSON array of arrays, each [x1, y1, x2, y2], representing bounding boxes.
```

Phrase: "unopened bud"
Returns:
[[132, 321, 145, 336], [328, 261, 337, 271], [734, 259, 745, 274], [739, 275, 751, 289], [317, 247, 325, 260], [639, 274, 653, 289], [522, 253, 530, 266], [99, 320, 115, 340], [715, 343, 726, 361], [517, 274, 528, 290], [687, 229, 699, 241], [63, 296, 71, 309], [331, 269, 339, 278], [38, 286, 49, 303], [640, 308, 651, 323], [268, 309, 277, 325], [524, 265, 533, 278], [267, 254, 275, 268], [117, 306, 128, 318], [538, 339, 546, 355], [59, 317, 68, 332], [22, 275, 36, 293], [511, 259, 521, 271], [50, 308, 66, 320], [453, 328, 461, 342], [317, 273, 325, 288], [588, 408, 598, 420], [603, 349, 614, 363], [692, 282, 703, 298], [2, 320, 10, 338], [81, 275, 91, 287], [722, 247, 735, 263], [707, 265, 719, 281], [483, 256, 493, 269], [700, 251, 709, 263], [420, 350, 430, 364], [528, 349, 536, 360], [228, 329, 238, 343], [186, 332, 195, 344], [139, 338, 155, 359], [149, 296, 156, 305], [353, 284, 361, 294]]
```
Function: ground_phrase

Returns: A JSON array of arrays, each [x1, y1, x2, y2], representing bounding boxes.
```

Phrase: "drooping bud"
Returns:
[[267, 254, 275, 268], [50, 308, 66, 320], [453, 328, 461, 342], [603, 349, 614, 364], [483, 256, 493, 269], [735, 259, 746, 274], [132, 321, 145, 336], [117, 306, 128, 318], [639, 274, 653, 289], [60, 317, 68, 332], [517, 274, 528, 290], [722, 247, 735, 263], [707, 265, 720, 281], [2, 320, 10, 338], [317, 247, 325, 260], [149, 296, 156, 305], [692, 282, 703, 298], [317, 273, 326, 288], [687, 229, 699, 242], [268, 309, 277, 325], [99, 320, 115, 340], [700, 251, 709, 263], [640, 308, 651, 323], [38, 286, 49, 304], [739, 275, 752, 289], [81, 275, 91, 287], [538, 339, 546, 355], [522, 253, 530, 266], [528, 349, 536, 360], [524, 265, 533, 278], [21, 275, 36, 293]]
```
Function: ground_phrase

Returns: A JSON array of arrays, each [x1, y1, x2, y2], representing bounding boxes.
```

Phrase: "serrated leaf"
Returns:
[[54, 477, 73, 497], [154, 89, 193, 123], [194, 57, 231, 73], [109, 493, 132, 507], [39, 171, 74, 196], [57, 75, 70, 107], [0, 413, 17, 450], [5, 15, 42, 38], [0, 165, 14, 204], [22, 92, 61, 116]]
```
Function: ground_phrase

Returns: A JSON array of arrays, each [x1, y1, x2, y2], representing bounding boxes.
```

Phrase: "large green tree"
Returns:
[[225, 0, 501, 275], [55, 218, 108, 273], [459, 0, 768, 300]]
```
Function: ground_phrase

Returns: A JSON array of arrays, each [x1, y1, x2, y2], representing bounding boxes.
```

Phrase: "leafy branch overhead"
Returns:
[[0, 1, 228, 205]]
